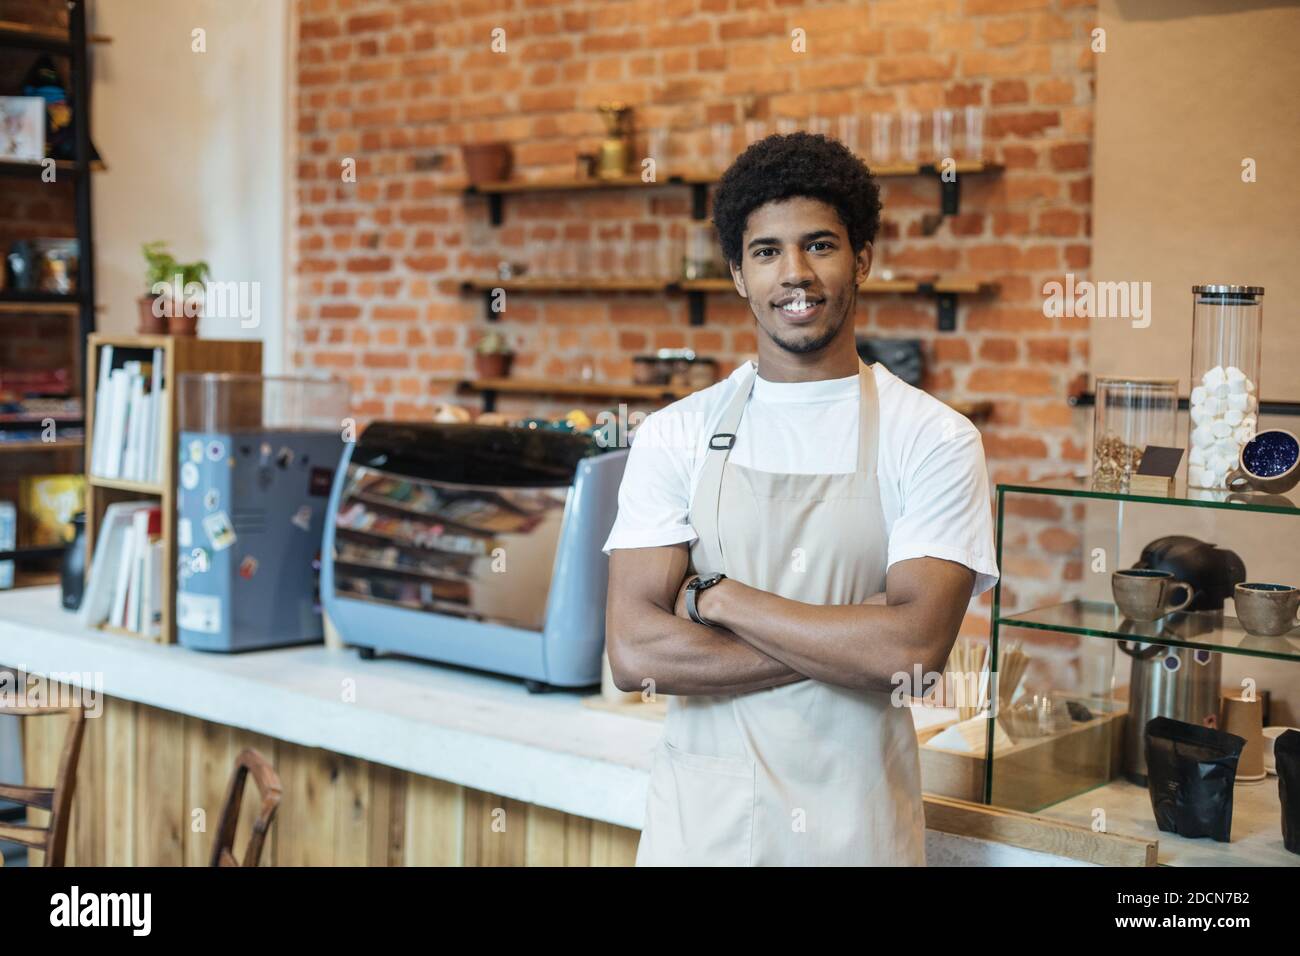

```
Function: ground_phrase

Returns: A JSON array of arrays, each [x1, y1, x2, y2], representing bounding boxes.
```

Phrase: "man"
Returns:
[[602, 132, 999, 866]]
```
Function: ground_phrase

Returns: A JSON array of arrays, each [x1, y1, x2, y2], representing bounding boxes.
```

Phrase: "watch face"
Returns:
[[696, 573, 723, 589]]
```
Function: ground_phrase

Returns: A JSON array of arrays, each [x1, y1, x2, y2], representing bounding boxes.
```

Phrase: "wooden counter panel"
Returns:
[[21, 684, 639, 867]]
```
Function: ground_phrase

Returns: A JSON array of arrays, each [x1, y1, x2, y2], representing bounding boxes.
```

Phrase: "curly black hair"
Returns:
[[711, 131, 882, 268]]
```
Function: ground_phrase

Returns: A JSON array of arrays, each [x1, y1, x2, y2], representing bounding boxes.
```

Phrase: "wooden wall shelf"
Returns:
[[0, 19, 110, 52], [461, 276, 998, 330], [439, 375, 992, 423], [454, 162, 1002, 225], [0, 158, 106, 178], [439, 376, 694, 412], [0, 438, 83, 454]]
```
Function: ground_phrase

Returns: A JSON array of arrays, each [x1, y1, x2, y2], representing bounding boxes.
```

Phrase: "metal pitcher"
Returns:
[[1119, 640, 1221, 785]]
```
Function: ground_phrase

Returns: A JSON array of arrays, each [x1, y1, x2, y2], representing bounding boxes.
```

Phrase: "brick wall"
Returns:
[[291, 0, 1097, 625]]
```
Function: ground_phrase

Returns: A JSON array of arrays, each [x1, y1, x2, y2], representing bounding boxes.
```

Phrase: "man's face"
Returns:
[[730, 196, 871, 356]]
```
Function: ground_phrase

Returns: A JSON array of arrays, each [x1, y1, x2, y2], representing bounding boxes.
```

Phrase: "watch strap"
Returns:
[[686, 580, 706, 625]]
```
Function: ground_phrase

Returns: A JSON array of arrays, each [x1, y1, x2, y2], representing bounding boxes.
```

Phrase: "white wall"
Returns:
[[89, 0, 290, 373]]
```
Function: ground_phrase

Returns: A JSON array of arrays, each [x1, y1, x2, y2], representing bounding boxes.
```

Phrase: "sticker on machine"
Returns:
[[291, 504, 312, 531], [203, 510, 237, 551], [178, 517, 192, 548], [206, 440, 226, 462], [180, 461, 199, 490], [177, 592, 221, 634]]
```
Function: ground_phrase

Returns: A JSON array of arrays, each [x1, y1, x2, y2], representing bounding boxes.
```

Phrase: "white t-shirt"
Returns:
[[602, 360, 1000, 596]]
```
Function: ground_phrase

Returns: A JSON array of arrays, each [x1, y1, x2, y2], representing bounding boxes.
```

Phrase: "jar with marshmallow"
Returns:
[[1187, 285, 1264, 490]]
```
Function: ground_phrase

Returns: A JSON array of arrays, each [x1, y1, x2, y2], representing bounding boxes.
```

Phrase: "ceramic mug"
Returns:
[[1226, 429, 1300, 494], [1234, 582, 1300, 637], [1112, 568, 1195, 622]]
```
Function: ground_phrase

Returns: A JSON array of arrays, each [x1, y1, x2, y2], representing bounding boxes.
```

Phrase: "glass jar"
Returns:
[[1187, 285, 1264, 490], [1092, 377, 1178, 487]]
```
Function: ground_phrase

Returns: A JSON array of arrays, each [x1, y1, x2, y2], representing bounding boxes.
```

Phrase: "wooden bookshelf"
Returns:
[[83, 334, 261, 644]]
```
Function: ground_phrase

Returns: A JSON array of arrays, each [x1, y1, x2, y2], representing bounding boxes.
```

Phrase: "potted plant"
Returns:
[[474, 330, 515, 379], [139, 241, 210, 336]]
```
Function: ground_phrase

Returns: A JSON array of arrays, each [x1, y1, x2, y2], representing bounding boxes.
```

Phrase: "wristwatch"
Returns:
[[685, 572, 727, 626]]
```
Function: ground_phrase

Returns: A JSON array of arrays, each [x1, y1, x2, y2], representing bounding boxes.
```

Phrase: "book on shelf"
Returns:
[[91, 346, 166, 485], [82, 501, 162, 638]]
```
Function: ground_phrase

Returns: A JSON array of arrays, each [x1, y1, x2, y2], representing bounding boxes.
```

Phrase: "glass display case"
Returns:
[[984, 475, 1300, 866]]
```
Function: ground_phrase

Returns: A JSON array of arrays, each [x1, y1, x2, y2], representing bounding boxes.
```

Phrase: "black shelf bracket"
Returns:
[[918, 164, 963, 218], [917, 283, 959, 332], [687, 290, 706, 326], [690, 182, 708, 221], [464, 186, 505, 226]]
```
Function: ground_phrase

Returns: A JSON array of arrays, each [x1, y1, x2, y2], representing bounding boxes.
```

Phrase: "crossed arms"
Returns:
[[605, 542, 975, 697]]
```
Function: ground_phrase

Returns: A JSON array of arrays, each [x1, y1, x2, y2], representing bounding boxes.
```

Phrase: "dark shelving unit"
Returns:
[[0, 1, 100, 589]]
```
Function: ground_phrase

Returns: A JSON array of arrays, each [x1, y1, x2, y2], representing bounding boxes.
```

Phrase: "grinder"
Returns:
[[1131, 535, 1246, 611]]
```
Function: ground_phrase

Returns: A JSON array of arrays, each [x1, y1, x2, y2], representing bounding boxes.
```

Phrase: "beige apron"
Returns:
[[636, 359, 927, 866]]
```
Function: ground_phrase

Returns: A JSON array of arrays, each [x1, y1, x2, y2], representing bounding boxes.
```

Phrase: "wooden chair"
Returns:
[[210, 747, 281, 867], [0, 704, 86, 867]]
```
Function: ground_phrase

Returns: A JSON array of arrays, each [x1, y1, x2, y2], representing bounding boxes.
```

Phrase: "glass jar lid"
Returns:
[[1192, 284, 1264, 296]]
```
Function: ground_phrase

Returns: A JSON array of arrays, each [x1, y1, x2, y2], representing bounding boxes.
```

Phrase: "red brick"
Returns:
[[979, 338, 1019, 362], [990, 79, 1029, 105], [1049, 142, 1090, 171]]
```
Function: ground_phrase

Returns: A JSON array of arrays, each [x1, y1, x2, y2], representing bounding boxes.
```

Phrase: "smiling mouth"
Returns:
[[773, 297, 825, 323]]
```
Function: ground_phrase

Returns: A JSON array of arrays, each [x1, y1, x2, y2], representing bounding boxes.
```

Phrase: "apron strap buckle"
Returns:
[[708, 432, 736, 450]]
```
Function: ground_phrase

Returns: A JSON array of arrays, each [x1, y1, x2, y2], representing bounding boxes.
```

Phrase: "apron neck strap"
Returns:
[[856, 359, 880, 476]]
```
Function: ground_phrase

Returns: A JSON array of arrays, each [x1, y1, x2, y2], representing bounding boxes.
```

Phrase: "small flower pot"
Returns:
[[168, 305, 201, 336], [460, 142, 513, 185], [475, 352, 514, 380], [137, 295, 168, 334]]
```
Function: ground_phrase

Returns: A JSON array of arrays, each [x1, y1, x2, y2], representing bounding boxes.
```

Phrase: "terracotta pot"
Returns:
[[474, 352, 514, 380], [167, 305, 201, 337], [460, 142, 512, 185], [137, 295, 168, 334]]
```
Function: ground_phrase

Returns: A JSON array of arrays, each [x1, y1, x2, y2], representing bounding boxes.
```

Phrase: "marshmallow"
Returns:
[[1214, 437, 1238, 458], [1191, 425, 1215, 446], [1233, 425, 1253, 444], [1227, 392, 1248, 411], [1203, 365, 1226, 387], [1225, 408, 1244, 426], [1191, 386, 1208, 406], [1189, 444, 1206, 466], [1203, 396, 1222, 416], [1212, 420, 1232, 438], [1226, 366, 1246, 385]]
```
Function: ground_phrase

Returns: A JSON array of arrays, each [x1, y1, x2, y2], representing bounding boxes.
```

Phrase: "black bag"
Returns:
[[1277, 729, 1300, 855], [1144, 716, 1245, 842]]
